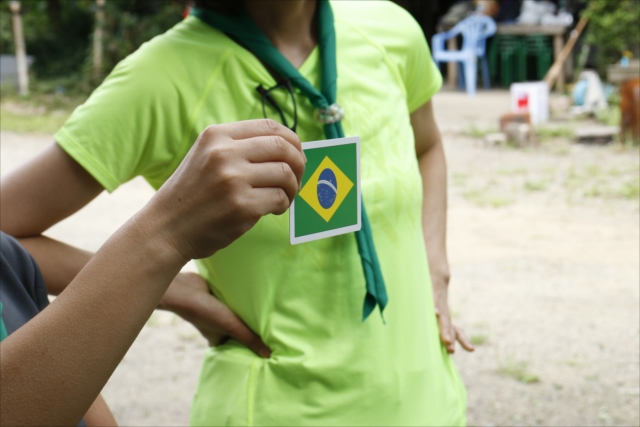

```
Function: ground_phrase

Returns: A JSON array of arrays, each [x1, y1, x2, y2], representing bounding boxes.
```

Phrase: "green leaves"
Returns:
[[582, 0, 640, 73], [0, 0, 183, 90]]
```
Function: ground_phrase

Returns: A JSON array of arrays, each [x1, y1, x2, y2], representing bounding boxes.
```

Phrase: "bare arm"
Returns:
[[0, 120, 305, 426], [1, 145, 118, 422], [84, 394, 118, 427], [1, 141, 271, 356], [0, 142, 102, 294], [411, 100, 473, 354]]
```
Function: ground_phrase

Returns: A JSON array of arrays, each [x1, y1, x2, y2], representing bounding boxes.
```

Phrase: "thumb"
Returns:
[[193, 292, 272, 359], [435, 309, 453, 346], [224, 314, 272, 359]]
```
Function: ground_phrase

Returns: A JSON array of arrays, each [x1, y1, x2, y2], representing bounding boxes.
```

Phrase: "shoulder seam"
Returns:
[[334, 18, 407, 99], [55, 128, 121, 192], [166, 47, 237, 175]]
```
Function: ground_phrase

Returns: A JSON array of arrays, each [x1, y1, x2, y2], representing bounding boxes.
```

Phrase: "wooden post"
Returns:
[[553, 33, 564, 93], [9, 1, 28, 95], [93, 0, 106, 81], [545, 17, 589, 93], [447, 38, 458, 89]]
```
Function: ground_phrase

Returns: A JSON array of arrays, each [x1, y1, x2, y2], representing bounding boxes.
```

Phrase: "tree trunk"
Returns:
[[92, 0, 106, 81], [9, 1, 28, 95]]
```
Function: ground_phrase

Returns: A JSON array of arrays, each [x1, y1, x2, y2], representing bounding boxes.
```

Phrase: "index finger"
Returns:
[[219, 119, 302, 153], [455, 326, 475, 352]]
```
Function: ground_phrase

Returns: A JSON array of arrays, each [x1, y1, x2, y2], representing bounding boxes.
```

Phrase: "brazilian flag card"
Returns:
[[290, 136, 361, 245]]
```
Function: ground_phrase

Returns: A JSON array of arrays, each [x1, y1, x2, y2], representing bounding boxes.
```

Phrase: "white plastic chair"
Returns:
[[432, 15, 497, 96]]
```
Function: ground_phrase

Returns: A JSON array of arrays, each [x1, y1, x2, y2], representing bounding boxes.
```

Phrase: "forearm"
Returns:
[[411, 101, 450, 286], [0, 210, 187, 427], [1, 141, 103, 294], [412, 101, 472, 352], [18, 235, 93, 295], [84, 394, 118, 426], [418, 138, 450, 285]]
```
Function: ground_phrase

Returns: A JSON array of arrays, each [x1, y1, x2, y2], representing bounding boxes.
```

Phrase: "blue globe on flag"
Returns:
[[317, 168, 337, 209]]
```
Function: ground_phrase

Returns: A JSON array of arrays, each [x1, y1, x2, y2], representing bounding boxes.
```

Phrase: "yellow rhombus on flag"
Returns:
[[298, 156, 354, 222]]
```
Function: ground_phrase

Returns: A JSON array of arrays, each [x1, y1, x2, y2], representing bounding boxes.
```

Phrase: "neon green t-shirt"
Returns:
[[55, 2, 466, 425]]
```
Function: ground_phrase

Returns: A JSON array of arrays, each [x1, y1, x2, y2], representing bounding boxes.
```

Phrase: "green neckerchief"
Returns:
[[191, 0, 388, 321]]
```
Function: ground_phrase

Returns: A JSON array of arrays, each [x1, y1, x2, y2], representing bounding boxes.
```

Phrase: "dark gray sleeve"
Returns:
[[0, 232, 50, 335]]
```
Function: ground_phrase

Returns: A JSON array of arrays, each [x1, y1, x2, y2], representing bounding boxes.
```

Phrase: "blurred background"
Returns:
[[1, 0, 638, 426]]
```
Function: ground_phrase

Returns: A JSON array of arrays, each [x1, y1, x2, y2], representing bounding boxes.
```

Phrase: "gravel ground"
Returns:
[[1, 90, 638, 426]]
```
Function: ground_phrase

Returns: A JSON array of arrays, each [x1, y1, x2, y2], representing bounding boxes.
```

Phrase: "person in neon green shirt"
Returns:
[[1, 1, 474, 425]]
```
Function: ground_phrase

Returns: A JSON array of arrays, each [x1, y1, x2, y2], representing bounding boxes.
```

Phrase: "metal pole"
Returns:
[[93, 0, 106, 80], [9, 1, 28, 95]]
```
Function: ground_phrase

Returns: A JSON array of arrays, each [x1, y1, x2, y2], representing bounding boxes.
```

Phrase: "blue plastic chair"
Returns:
[[432, 15, 497, 96]]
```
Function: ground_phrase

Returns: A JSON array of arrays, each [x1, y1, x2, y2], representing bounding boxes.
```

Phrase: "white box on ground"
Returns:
[[510, 82, 549, 125]]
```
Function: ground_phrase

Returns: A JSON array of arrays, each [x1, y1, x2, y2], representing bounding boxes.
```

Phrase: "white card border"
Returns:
[[290, 136, 361, 245]]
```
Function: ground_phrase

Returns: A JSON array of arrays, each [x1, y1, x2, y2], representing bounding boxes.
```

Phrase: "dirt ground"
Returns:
[[1, 91, 638, 426]]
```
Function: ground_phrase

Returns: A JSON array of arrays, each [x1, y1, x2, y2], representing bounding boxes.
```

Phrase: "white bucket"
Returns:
[[511, 82, 549, 125]]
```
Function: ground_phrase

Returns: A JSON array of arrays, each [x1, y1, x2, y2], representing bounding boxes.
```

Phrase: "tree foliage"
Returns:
[[99, 0, 184, 81], [582, 0, 640, 71], [0, 0, 185, 93]]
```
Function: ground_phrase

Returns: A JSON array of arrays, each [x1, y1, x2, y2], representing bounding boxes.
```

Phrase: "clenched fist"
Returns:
[[143, 119, 305, 261]]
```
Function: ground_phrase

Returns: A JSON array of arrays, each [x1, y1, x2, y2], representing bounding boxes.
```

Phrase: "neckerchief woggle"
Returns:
[[191, 0, 388, 321]]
